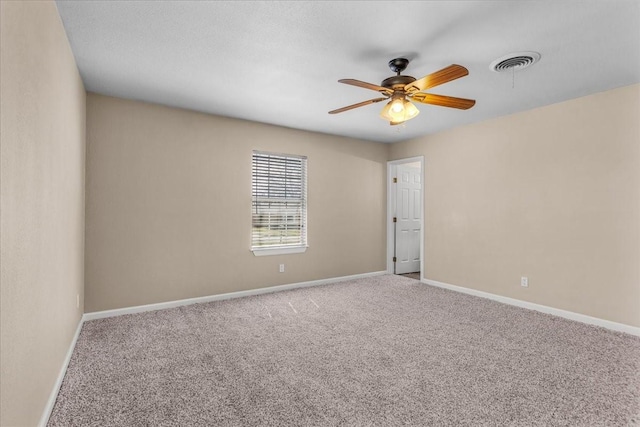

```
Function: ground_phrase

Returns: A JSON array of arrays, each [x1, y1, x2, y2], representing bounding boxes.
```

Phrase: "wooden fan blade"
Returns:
[[339, 79, 393, 95], [411, 93, 476, 110], [328, 97, 388, 114], [405, 64, 469, 92]]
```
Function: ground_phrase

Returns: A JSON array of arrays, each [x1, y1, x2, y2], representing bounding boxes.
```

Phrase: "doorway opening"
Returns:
[[387, 157, 424, 281]]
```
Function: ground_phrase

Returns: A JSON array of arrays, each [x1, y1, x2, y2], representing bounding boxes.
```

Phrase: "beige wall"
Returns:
[[390, 84, 640, 327], [0, 1, 86, 426], [85, 94, 388, 312]]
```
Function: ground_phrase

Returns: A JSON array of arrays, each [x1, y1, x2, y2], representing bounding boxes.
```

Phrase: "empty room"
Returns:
[[1, 1, 639, 426]]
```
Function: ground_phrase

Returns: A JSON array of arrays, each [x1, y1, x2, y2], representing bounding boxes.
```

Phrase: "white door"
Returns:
[[395, 164, 421, 274]]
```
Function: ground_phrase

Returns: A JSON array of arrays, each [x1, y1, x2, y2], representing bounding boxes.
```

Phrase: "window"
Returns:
[[251, 151, 307, 256]]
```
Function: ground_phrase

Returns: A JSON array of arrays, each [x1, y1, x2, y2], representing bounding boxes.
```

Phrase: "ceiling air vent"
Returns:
[[490, 51, 541, 72]]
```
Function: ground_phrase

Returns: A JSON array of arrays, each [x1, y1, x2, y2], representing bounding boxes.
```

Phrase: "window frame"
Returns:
[[251, 151, 308, 257]]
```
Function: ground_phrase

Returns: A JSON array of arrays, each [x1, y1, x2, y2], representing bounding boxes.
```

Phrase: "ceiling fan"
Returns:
[[329, 58, 475, 125]]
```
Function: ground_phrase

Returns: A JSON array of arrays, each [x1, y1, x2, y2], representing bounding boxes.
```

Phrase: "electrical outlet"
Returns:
[[521, 277, 529, 287], [279, 264, 285, 273]]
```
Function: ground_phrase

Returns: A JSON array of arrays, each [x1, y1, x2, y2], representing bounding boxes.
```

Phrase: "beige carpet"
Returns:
[[49, 275, 640, 426]]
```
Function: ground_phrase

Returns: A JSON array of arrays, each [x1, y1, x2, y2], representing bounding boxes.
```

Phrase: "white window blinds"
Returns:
[[252, 151, 307, 250]]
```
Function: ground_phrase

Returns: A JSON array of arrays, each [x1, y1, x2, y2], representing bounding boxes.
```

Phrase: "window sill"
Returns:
[[251, 246, 308, 257]]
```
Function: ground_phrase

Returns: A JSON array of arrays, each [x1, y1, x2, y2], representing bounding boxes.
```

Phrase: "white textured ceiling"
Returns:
[[55, 1, 640, 143]]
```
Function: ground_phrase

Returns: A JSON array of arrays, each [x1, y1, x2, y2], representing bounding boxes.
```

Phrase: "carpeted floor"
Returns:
[[49, 275, 640, 426], [399, 272, 421, 281]]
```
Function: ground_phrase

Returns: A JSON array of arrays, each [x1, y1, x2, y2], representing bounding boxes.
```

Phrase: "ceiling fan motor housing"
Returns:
[[382, 58, 416, 90], [381, 75, 416, 90]]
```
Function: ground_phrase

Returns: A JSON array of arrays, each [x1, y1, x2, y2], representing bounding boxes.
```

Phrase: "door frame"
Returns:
[[387, 156, 425, 279]]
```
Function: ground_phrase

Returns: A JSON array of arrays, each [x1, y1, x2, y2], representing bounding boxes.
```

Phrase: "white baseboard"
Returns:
[[38, 316, 84, 427], [422, 278, 640, 337], [84, 270, 387, 321]]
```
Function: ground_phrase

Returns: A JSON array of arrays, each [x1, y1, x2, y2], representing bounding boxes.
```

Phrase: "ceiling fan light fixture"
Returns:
[[404, 99, 419, 118], [380, 100, 395, 121], [380, 97, 419, 123], [390, 98, 405, 113]]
